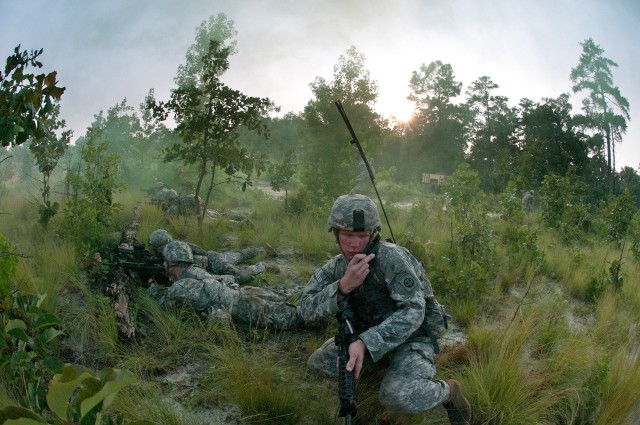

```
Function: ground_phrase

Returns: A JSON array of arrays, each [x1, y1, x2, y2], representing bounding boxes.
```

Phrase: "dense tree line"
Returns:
[[2, 14, 638, 232]]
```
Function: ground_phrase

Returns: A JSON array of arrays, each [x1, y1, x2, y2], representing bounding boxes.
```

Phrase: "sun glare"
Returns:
[[385, 98, 415, 123]]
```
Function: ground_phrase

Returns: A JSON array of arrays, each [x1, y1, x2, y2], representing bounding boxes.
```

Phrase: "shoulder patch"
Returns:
[[394, 271, 420, 294], [313, 268, 329, 284], [402, 275, 416, 290]]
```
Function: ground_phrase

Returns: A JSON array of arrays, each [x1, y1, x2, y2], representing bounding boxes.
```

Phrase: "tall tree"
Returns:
[[570, 38, 630, 189], [148, 14, 272, 229], [518, 95, 592, 187], [90, 99, 143, 183], [408, 60, 466, 175], [301, 46, 382, 201], [465, 76, 519, 193]]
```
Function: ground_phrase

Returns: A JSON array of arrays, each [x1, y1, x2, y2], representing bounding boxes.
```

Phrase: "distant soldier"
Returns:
[[522, 190, 535, 213], [151, 186, 179, 211], [165, 194, 203, 216]]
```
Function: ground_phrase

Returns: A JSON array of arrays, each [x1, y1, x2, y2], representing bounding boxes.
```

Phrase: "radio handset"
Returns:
[[365, 233, 381, 256]]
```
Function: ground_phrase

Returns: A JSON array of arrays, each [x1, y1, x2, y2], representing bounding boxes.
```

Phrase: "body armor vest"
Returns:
[[335, 258, 400, 335]]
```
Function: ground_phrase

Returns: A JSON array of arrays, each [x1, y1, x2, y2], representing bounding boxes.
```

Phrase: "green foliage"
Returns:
[[574, 354, 611, 425], [0, 292, 64, 414], [268, 148, 296, 212], [62, 127, 123, 247], [0, 46, 66, 147], [202, 347, 305, 425], [441, 162, 484, 226], [0, 234, 18, 300], [571, 38, 630, 182], [0, 364, 153, 425], [496, 185, 525, 224], [585, 261, 623, 303], [301, 46, 382, 200], [500, 225, 544, 270], [148, 16, 272, 229], [450, 320, 554, 425], [428, 256, 490, 306], [407, 60, 466, 174], [28, 102, 72, 227], [465, 76, 520, 194], [440, 163, 496, 268], [519, 94, 591, 186], [602, 189, 637, 247], [539, 173, 593, 242]]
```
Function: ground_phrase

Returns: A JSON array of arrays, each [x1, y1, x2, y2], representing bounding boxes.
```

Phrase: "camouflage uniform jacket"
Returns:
[[179, 264, 214, 281], [299, 241, 429, 362]]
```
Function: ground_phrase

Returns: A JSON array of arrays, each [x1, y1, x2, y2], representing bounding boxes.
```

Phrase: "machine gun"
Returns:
[[335, 306, 357, 424], [105, 241, 170, 287]]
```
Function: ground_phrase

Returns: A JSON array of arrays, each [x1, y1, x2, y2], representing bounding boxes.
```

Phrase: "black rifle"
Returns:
[[336, 306, 357, 424], [106, 241, 170, 287], [335, 100, 396, 243]]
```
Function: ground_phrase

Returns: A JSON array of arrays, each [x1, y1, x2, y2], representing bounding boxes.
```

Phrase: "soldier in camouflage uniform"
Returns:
[[165, 194, 203, 216], [151, 186, 179, 211], [299, 194, 471, 424], [158, 240, 303, 329], [148, 229, 276, 285]]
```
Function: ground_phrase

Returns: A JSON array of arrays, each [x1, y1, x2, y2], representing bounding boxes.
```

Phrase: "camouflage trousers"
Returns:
[[161, 278, 301, 330], [232, 286, 301, 330], [307, 337, 449, 413], [207, 247, 266, 276]]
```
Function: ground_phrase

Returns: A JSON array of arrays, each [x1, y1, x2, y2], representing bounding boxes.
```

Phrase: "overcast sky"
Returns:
[[2, 0, 638, 169]]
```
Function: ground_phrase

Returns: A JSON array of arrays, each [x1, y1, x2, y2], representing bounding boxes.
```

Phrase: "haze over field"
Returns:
[[1, 0, 638, 168]]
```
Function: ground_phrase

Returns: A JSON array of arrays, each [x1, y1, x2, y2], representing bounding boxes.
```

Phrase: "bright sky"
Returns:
[[1, 0, 639, 169]]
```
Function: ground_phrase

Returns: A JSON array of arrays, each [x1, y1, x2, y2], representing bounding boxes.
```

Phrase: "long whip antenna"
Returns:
[[334, 100, 395, 243]]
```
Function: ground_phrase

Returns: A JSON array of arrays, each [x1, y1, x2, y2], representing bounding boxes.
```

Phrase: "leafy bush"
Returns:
[[539, 173, 593, 243], [500, 225, 545, 270], [0, 364, 153, 425], [0, 292, 64, 413]]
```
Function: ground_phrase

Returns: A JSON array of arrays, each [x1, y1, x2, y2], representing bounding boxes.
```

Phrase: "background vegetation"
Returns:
[[1, 12, 639, 425]]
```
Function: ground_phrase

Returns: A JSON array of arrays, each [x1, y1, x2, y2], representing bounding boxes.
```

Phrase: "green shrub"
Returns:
[[0, 292, 64, 414], [0, 233, 18, 300]]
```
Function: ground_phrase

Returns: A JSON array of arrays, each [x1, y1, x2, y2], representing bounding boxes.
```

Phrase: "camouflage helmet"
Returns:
[[163, 241, 193, 264], [159, 188, 178, 200], [327, 194, 381, 232], [149, 229, 172, 250]]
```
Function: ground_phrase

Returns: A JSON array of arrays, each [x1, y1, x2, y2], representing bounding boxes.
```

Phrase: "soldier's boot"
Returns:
[[442, 379, 471, 425], [237, 270, 254, 285], [265, 243, 278, 257]]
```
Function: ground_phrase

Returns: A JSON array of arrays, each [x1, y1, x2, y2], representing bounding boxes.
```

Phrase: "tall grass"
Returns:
[[114, 383, 230, 425], [450, 316, 559, 425], [594, 344, 640, 425], [117, 294, 240, 379], [2, 178, 640, 423], [199, 345, 334, 425]]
